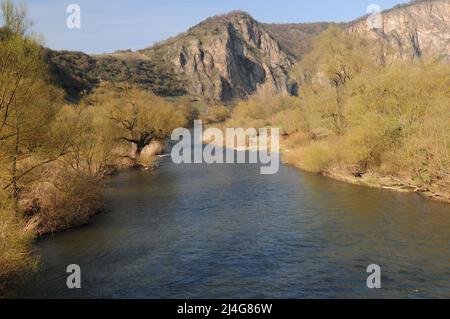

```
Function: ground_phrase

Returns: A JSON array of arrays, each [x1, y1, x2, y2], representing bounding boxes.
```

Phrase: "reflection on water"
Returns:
[[12, 153, 450, 298]]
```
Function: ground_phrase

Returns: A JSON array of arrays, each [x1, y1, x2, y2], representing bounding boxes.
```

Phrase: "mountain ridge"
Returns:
[[347, 0, 450, 62], [138, 11, 295, 102], [47, 0, 450, 102]]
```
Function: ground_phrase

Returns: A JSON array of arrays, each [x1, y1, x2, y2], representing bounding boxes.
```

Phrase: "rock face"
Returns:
[[140, 11, 295, 102], [347, 0, 450, 62], [47, 12, 294, 103], [46, 2, 450, 102]]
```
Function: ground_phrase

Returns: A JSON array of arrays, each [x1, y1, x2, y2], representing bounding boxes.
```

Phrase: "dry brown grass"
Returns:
[[0, 205, 38, 296], [284, 141, 334, 173], [22, 166, 103, 235]]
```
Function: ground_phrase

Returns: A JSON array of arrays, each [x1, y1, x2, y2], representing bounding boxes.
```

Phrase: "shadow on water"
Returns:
[[12, 152, 450, 298]]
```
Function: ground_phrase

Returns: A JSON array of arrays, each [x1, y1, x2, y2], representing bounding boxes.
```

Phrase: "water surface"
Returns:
[[14, 154, 450, 298]]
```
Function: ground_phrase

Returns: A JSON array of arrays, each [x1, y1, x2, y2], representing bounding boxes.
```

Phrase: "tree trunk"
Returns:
[[131, 142, 145, 168], [12, 114, 20, 212]]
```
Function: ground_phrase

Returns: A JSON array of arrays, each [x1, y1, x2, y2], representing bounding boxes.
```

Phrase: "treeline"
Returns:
[[0, 1, 189, 294], [226, 26, 450, 196]]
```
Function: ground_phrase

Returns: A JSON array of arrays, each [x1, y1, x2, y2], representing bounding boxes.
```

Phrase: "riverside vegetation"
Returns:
[[0, 1, 191, 294], [1, 0, 449, 296], [225, 26, 450, 202]]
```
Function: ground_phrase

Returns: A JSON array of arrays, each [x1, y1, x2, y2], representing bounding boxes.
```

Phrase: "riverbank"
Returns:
[[280, 143, 450, 204], [0, 141, 168, 298], [207, 133, 450, 204], [30, 141, 166, 236], [323, 167, 450, 204], [13, 146, 450, 298]]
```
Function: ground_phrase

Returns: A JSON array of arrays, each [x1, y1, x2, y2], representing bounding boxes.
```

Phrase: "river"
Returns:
[[13, 152, 450, 298]]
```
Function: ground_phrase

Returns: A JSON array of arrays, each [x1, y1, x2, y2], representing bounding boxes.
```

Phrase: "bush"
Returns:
[[284, 142, 333, 173], [175, 96, 200, 126], [300, 143, 333, 173], [87, 82, 186, 166], [24, 168, 103, 235], [0, 195, 37, 295], [271, 108, 309, 136], [335, 114, 401, 171], [284, 131, 311, 149], [201, 105, 231, 124]]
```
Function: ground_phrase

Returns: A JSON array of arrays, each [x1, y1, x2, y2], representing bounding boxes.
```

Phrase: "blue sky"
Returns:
[[7, 0, 405, 54]]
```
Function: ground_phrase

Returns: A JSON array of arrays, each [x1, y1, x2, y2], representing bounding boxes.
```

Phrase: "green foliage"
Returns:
[[263, 22, 332, 60], [46, 50, 187, 101], [227, 85, 300, 128], [292, 26, 380, 87], [0, 4, 66, 207], [271, 107, 308, 136], [1, 0, 32, 35], [0, 190, 37, 296], [54, 104, 117, 178], [341, 61, 450, 180], [200, 105, 231, 124], [228, 25, 450, 191], [172, 96, 200, 126], [0, 0, 190, 291], [338, 114, 402, 170], [300, 143, 333, 173], [85, 82, 186, 166]]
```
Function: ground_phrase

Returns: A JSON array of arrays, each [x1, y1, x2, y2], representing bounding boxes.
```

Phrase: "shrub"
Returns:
[[175, 97, 200, 126], [284, 131, 311, 149], [271, 108, 309, 136], [0, 193, 37, 295], [335, 114, 401, 171], [301, 143, 333, 173], [24, 168, 103, 235], [284, 142, 333, 173], [201, 105, 231, 124]]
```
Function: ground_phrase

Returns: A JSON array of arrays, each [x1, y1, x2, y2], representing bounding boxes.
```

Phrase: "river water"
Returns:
[[13, 153, 450, 298]]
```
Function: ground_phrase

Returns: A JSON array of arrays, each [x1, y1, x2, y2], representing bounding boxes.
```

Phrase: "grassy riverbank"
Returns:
[[223, 27, 449, 204], [205, 134, 450, 204], [282, 146, 450, 204], [0, 1, 191, 295]]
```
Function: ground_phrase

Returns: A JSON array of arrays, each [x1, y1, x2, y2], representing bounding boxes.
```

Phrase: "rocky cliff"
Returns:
[[47, 1, 450, 102], [48, 11, 294, 103], [347, 0, 450, 62], [139, 11, 294, 102]]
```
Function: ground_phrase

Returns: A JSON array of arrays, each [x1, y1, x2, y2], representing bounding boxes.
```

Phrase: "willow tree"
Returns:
[[0, 1, 67, 209], [1, 0, 32, 36], [293, 26, 380, 134], [88, 83, 186, 166]]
